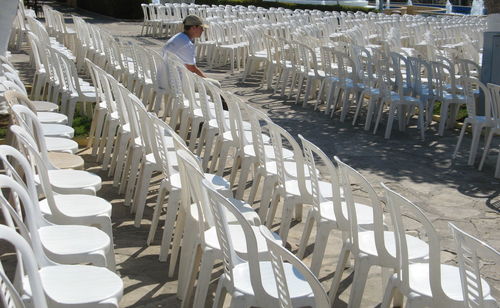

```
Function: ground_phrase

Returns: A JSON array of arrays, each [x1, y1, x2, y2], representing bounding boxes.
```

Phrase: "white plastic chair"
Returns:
[[330, 158, 428, 307], [10, 103, 78, 154], [9, 114, 101, 195], [4, 89, 67, 125], [9, 125, 114, 248], [0, 145, 116, 271], [297, 136, 376, 276], [381, 183, 493, 308], [203, 179, 319, 308], [374, 52, 426, 140], [52, 48, 97, 125], [0, 175, 123, 307], [479, 83, 500, 178], [176, 149, 267, 307], [453, 77, 496, 166], [449, 223, 499, 308], [0, 225, 48, 308], [429, 60, 467, 136], [264, 122, 311, 244]]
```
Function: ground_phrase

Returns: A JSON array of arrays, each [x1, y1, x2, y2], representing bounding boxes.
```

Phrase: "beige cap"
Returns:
[[183, 15, 208, 28]]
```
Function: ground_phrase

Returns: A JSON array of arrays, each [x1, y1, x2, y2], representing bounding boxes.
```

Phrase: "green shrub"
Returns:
[[77, 0, 148, 19], [77, 0, 374, 19], [72, 113, 92, 137]]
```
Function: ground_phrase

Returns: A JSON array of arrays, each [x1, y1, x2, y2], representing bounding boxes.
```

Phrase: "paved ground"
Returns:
[[5, 3, 500, 307]]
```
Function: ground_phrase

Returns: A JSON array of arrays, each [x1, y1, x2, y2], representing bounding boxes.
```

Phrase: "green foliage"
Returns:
[[195, 0, 376, 13], [78, 0, 374, 19], [72, 113, 92, 137], [77, 0, 148, 19], [432, 101, 468, 122]]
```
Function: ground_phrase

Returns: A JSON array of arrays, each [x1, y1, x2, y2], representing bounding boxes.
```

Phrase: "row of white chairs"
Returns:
[[60, 6, 500, 301], [0, 91, 123, 306], [82, 47, 500, 308]]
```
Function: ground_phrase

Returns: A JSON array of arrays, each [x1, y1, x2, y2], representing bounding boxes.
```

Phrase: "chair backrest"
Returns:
[[335, 157, 390, 259], [461, 77, 493, 118], [246, 105, 273, 170], [298, 134, 344, 227], [0, 174, 55, 269], [87, 59, 119, 115], [8, 125, 65, 220], [352, 45, 375, 89], [176, 149, 214, 234], [389, 51, 413, 96], [449, 223, 500, 308], [455, 58, 480, 79], [267, 122, 308, 198], [487, 83, 500, 120], [148, 114, 179, 183], [407, 56, 433, 98], [382, 183, 446, 301], [0, 225, 47, 308], [9, 105, 53, 168], [4, 90, 38, 114], [430, 60, 460, 98], [259, 225, 330, 308]]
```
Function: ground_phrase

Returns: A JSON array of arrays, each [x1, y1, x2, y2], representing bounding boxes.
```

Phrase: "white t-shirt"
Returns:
[[162, 32, 196, 65]]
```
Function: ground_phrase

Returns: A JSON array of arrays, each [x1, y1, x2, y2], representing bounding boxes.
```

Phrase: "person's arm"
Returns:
[[185, 64, 206, 78]]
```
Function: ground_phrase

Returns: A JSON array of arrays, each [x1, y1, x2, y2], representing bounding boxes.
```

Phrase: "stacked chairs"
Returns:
[[0, 152, 123, 307]]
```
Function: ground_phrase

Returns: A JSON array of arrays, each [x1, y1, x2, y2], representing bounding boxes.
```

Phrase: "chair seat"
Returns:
[[318, 200, 374, 226], [45, 169, 102, 193], [37, 112, 68, 125], [32, 101, 59, 112], [39, 194, 112, 218], [232, 261, 313, 300], [47, 152, 84, 170], [41, 124, 74, 139], [45, 137, 79, 154], [407, 263, 491, 301], [358, 230, 428, 260], [37, 265, 122, 305], [39, 225, 110, 256]]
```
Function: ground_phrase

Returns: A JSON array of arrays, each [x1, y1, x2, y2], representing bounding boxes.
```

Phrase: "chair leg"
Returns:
[[329, 243, 351, 303], [380, 276, 398, 308], [384, 104, 397, 139], [169, 207, 186, 278], [258, 176, 277, 224], [453, 122, 468, 159], [247, 170, 262, 205], [180, 244, 203, 308], [348, 257, 371, 308], [309, 223, 331, 276], [192, 250, 217, 308], [146, 183, 168, 239], [468, 124, 483, 166], [212, 280, 227, 308], [479, 130, 494, 171], [278, 200, 296, 245], [265, 189, 281, 228], [159, 191, 181, 262], [297, 209, 315, 259], [235, 158, 252, 199]]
